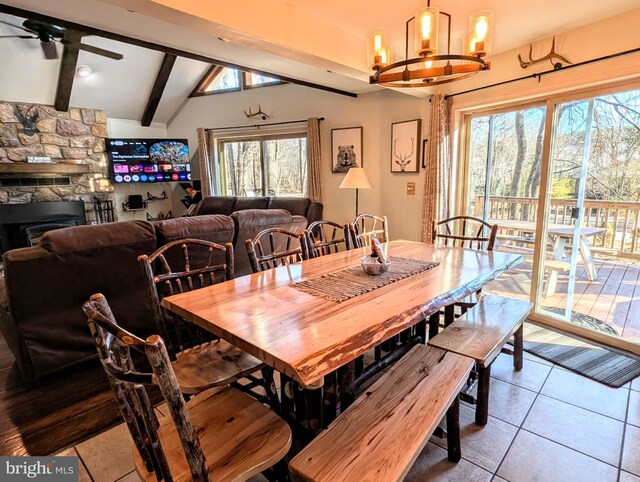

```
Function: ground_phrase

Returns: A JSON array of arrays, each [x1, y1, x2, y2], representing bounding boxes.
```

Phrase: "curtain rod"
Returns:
[[445, 46, 640, 99], [205, 117, 324, 132]]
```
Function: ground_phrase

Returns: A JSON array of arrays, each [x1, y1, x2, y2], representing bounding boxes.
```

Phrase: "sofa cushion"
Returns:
[[3, 220, 157, 379], [231, 209, 307, 276], [194, 196, 237, 216], [154, 215, 235, 276], [231, 208, 294, 228], [267, 197, 311, 217], [41, 220, 155, 253], [155, 215, 234, 246], [234, 197, 270, 211]]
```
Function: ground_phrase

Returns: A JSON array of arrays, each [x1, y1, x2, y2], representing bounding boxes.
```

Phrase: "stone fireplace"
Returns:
[[0, 101, 115, 224]]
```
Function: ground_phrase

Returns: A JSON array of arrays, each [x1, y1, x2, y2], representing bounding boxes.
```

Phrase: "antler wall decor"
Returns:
[[518, 37, 572, 70], [14, 105, 40, 136], [244, 105, 270, 121], [393, 137, 415, 172]]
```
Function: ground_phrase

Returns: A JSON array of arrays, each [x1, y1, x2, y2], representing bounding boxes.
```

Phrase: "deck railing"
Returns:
[[474, 196, 640, 258]]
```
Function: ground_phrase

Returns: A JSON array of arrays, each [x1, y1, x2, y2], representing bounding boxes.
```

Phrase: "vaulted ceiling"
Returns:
[[0, 0, 639, 125]]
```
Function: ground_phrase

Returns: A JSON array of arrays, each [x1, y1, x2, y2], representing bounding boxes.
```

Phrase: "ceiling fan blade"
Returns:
[[0, 19, 31, 33], [40, 41, 59, 60], [0, 35, 37, 39], [72, 41, 123, 60]]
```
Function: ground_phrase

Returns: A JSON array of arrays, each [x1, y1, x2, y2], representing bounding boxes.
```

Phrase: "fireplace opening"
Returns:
[[0, 201, 86, 255]]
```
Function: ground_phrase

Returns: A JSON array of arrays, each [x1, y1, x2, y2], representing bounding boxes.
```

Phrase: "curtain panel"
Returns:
[[307, 118, 323, 203], [421, 95, 452, 242]]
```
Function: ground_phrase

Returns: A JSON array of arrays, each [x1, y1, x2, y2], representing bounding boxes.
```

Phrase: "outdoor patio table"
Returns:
[[490, 219, 606, 281]]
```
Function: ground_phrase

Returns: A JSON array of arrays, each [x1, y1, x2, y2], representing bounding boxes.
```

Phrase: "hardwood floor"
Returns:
[[0, 331, 157, 456], [487, 248, 640, 345]]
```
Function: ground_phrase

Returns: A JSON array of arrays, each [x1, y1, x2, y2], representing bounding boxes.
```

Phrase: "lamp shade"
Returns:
[[468, 10, 494, 56], [367, 28, 392, 68], [339, 167, 373, 189]]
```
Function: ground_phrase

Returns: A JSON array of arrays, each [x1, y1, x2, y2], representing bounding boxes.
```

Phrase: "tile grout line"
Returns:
[[492, 360, 555, 480], [516, 427, 621, 471], [73, 447, 96, 482], [114, 469, 136, 482], [492, 371, 630, 425], [616, 387, 632, 482]]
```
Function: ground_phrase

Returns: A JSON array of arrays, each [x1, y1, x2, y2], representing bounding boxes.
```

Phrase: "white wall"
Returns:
[[167, 85, 431, 241], [439, 9, 640, 215], [106, 118, 177, 221], [441, 9, 640, 109]]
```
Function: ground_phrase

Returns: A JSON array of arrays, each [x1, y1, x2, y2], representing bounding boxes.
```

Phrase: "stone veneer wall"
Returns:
[[0, 101, 114, 222]]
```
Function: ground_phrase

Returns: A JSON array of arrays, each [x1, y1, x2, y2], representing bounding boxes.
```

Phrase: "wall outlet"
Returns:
[[407, 182, 416, 195], [129, 184, 135, 192]]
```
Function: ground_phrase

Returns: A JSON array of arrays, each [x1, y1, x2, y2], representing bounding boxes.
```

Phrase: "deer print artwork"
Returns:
[[391, 119, 421, 173]]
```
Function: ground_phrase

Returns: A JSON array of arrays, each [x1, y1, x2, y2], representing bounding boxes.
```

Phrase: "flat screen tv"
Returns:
[[106, 138, 191, 183]]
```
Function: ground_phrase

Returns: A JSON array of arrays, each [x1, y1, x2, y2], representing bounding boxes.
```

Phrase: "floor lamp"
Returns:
[[339, 167, 373, 217]]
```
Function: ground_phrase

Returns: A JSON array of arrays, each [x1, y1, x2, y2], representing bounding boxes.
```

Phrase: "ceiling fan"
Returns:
[[0, 19, 123, 61]]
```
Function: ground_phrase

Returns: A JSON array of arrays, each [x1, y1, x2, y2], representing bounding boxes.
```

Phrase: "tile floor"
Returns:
[[55, 352, 640, 482]]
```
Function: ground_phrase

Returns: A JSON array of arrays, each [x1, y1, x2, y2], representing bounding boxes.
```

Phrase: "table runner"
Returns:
[[294, 256, 439, 302]]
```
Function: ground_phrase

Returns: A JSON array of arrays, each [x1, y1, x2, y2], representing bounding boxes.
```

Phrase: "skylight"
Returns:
[[193, 65, 283, 97], [203, 67, 241, 93]]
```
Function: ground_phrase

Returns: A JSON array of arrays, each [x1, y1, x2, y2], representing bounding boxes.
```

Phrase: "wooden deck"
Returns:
[[487, 247, 640, 345]]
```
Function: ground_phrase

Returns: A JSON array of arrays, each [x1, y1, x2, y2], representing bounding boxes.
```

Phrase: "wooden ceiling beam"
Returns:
[[54, 30, 81, 112], [141, 53, 177, 126], [0, 4, 358, 99]]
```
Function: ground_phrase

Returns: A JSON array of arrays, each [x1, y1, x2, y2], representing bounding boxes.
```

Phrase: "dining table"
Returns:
[[161, 240, 523, 428]]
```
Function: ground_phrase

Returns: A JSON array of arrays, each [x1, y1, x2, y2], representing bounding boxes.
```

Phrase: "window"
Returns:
[[193, 65, 282, 96], [219, 134, 307, 197], [203, 67, 240, 93], [243, 72, 282, 89]]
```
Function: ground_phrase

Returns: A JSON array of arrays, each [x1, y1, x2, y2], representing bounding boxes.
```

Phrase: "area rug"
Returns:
[[521, 321, 640, 388]]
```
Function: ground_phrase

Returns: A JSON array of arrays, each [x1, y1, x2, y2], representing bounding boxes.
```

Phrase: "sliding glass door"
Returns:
[[464, 85, 640, 351]]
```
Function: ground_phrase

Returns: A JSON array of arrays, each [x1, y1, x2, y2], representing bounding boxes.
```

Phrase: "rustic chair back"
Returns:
[[351, 214, 389, 248], [303, 220, 353, 258], [433, 216, 498, 251], [139, 239, 234, 355], [245, 228, 306, 272], [83, 293, 208, 482]]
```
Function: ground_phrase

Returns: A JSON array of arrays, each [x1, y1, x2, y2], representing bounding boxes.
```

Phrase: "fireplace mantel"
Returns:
[[0, 163, 91, 175]]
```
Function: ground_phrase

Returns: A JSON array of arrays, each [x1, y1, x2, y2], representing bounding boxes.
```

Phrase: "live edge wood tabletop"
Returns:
[[160, 241, 523, 388]]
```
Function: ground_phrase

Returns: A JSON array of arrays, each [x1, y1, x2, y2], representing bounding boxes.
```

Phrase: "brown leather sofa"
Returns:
[[194, 196, 323, 225], [0, 209, 306, 380]]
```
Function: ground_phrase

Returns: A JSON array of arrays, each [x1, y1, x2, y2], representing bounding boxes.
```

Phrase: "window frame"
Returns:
[[217, 131, 308, 197], [191, 65, 283, 97], [190, 65, 241, 97]]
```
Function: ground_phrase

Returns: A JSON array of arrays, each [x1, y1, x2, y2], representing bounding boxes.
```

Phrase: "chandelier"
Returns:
[[367, 2, 494, 87]]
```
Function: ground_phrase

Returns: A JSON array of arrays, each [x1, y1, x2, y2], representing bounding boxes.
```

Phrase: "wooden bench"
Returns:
[[428, 294, 533, 426], [289, 344, 474, 482], [496, 234, 536, 248], [524, 259, 570, 297]]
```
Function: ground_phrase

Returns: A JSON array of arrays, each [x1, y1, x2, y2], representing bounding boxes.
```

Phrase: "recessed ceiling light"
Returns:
[[76, 65, 93, 78]]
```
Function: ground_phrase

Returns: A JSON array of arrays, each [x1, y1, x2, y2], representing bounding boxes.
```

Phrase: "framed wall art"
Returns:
[[390, 119, 421, 173], [332, 127, 363, 173]]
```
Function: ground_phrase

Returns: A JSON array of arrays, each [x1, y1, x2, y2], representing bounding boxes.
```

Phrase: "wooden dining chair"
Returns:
[[432, 216, 498, 251], [432, 216, 499, 334], [351, 214, 389, 248], [245, 228, 307, 273], [83, 293, 291, 482], [303, 220, 353, 259], [138, 239, 266, 396]]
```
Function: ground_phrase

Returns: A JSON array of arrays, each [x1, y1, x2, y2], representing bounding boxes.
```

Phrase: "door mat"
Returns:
[[521, 322, 640, 388]]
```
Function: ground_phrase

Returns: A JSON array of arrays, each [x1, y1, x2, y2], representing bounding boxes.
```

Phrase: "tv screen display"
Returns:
[[106, 138, 191, 183]]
